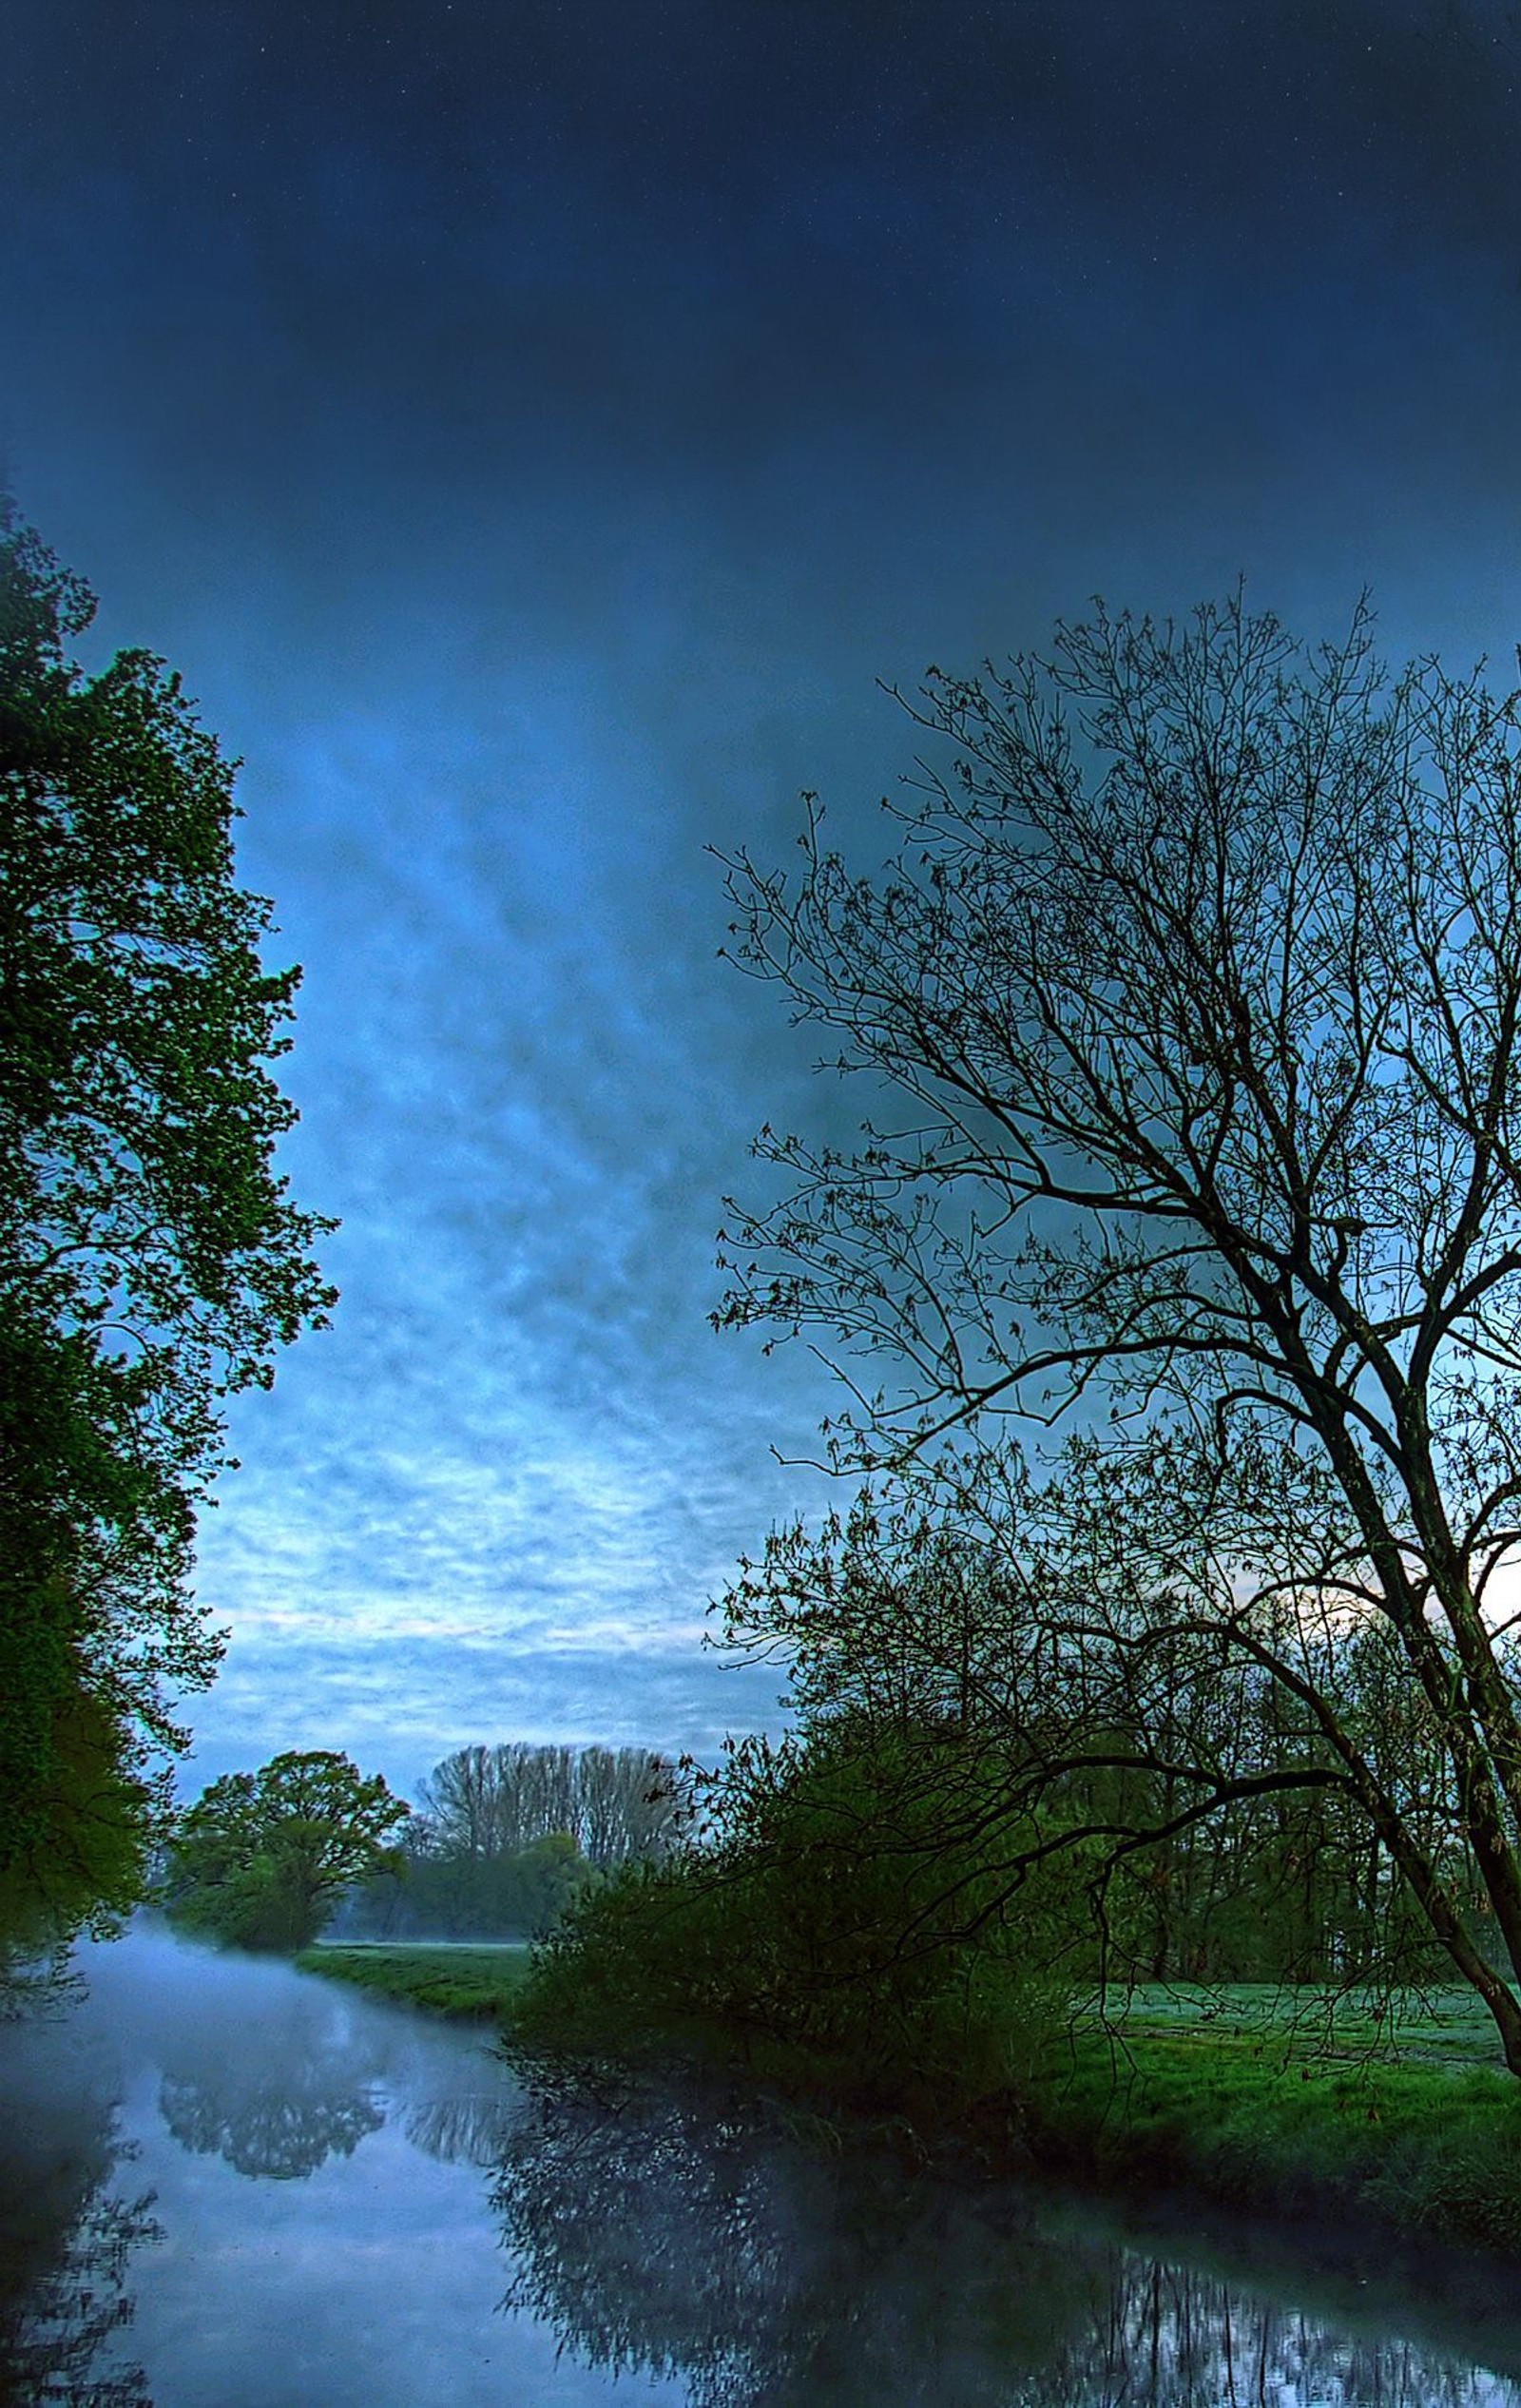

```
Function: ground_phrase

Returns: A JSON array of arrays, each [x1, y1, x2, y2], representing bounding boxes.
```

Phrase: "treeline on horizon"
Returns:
[[336, 1742, 687, 1940]]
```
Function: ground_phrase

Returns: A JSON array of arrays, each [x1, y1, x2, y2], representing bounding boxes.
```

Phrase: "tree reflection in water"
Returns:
[[0, 2108, 158, 2408], [1045, 2261, 1519, 2408], [157, 2009, 385, 2180], [152, 1985, 524, 2182], [491, 2077, 1521, 2408], [403, 2086, 521, 2169]]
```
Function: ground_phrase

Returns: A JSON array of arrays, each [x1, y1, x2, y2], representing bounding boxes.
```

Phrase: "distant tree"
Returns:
[[414, 1743, 507, 1860], [164, 1751, 409, 1953], [576, 1745, 687, 1866], [340, 1742, 683, 1938], [364, 1820, 600, 1940], [414, 1742, 684, 1870], [0, 500, 337, 1956], [718, 591, 1521, 2070]]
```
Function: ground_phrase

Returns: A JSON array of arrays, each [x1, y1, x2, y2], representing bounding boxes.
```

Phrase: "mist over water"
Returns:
[[4, 1932, 1521, 2406]]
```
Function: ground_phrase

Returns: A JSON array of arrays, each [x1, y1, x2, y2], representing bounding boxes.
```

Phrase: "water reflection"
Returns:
[[0, 2175, 158, 2408], [5, 1936, 1521, 2407], [0, 1937, 445, 2404], [157, 2041, 384, 2182], [0, 2079, 157, 2408], [148, 1954, 529, 2181], [403, 2086, 521, 2168], [1036, 2262, 1509, 2408], [132, 1955, 388, 2180], [493, 2075, 1521, 2408]]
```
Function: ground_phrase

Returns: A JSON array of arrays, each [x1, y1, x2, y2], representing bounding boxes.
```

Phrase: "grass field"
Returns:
[[1034, 1981, 1521, 2255], [294, 1941, 532, 2019], [1078, 1978, 1512, 2068]]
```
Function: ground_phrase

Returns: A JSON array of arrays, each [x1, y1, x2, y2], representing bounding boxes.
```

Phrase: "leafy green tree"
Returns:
[[0, 500, 337, 1952], [514, 1831, 602, 1934], [718, 1493, 1458, 1994], [719, 591, 1521, 2069], [164, 1750, 410, 1953]]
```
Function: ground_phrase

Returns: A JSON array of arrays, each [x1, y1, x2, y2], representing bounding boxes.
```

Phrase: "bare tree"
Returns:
[[415, 1744, 501, 1860], [718, 591, 1521, 2068], [577, 1745, 685, 1866], [414, 1743, 684, 1869]]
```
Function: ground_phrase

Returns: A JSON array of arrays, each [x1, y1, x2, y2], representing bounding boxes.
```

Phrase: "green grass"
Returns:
[[1030, 1983, 1521, 2257], [294, 1941, 532, 2020], [1080, 1978, 1512, 2067]]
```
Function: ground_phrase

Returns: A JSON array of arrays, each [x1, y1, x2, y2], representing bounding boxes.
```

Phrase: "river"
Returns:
[[3, 1928, 1521, 2405]]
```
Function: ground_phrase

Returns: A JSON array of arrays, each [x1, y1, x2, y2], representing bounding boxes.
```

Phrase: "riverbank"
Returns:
[[25, 1930, 1521, 2408], [298, 1946, 1521, 2259], [294, 1941, 531, 2018], [1030, 1994, 1521, 2259]]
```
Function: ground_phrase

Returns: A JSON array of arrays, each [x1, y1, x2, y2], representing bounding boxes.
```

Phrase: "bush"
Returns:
[[509, 1723, 1070, 2123]]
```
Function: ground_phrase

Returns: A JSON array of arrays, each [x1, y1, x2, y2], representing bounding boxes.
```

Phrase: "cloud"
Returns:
[[10, 0, 1521, 1784], [183, 1629, 784, 1801]]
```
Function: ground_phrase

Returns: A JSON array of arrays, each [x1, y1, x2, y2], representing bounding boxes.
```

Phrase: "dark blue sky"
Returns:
[[6, 0, 1521, 1799]]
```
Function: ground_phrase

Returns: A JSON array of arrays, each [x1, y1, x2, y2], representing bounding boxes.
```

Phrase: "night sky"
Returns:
[[6, 0, 1520, 1800]]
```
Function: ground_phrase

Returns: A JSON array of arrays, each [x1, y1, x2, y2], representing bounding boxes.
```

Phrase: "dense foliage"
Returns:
[[0, 503, 336, 1954], [164, 1751, 409, 1953], [510, 1718, 1071, 2119], [718, 1495, 1482, 1993], [351, 1829, 599, 1940]]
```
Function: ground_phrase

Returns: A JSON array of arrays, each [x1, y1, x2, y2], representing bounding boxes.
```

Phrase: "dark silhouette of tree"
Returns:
[[714, 1493, 1467, 1994], [0, 2181, 158, 2407], [719, 592, 1521, 2068], [0, 500, 336, 1956], [0, 2090, 157, 2408]]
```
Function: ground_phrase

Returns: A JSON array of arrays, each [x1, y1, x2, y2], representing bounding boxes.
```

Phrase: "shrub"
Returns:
[[509, 1722, 1070, 2123]]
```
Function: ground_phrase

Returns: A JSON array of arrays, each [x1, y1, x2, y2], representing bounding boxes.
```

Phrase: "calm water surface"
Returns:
[[4, 1930, 1521, 2406]]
